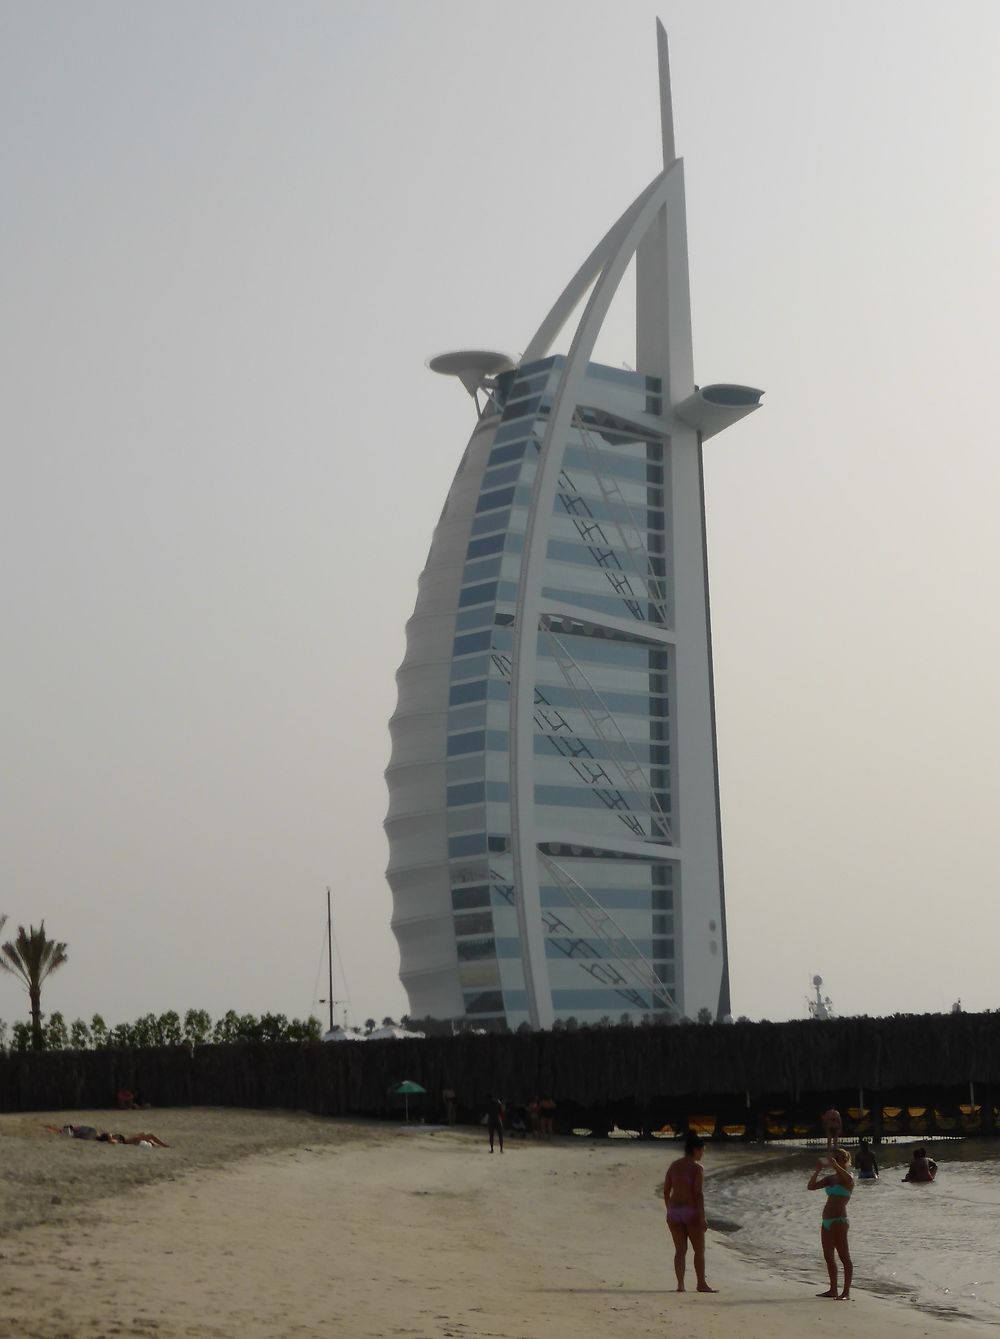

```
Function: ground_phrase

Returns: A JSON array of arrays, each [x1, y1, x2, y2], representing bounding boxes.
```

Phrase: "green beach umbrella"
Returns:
[[389, 1079, 426, 1121]]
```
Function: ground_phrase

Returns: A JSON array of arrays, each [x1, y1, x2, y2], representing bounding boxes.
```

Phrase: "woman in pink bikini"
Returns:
[[663, 1133, 717, 1293]]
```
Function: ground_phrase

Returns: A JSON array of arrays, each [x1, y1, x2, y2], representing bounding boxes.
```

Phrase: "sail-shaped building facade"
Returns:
[[385, 25, 762, 1030]]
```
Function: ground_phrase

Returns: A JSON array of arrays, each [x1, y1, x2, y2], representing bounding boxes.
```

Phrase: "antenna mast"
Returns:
[[326, 887, 334, 1034], [808, 974, 835, 1020]]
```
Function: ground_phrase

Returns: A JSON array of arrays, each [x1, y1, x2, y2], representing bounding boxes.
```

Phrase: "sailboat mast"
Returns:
[[326, 887, 334, 1034]]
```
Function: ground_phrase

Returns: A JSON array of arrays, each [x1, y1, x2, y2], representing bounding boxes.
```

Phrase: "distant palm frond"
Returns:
[[0, 920, 69, 1049], [0, 922, 69, 989]]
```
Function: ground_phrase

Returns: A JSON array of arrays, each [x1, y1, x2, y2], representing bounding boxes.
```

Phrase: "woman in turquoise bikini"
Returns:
[[808, 1146, 854, 1300], [663, 1134, 717, 1293]]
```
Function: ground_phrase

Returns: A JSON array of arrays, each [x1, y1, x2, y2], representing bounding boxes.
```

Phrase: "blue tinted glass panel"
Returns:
[[539, 633, 653, 669], [447, 782, 486, 807], [450, 655, 489, 683], [501, 395, 541, 422], [535, 736, 666, 764], [541, 587, 651, 621], [449, 680, 487, 706], [493, 421, 532, 446], [562, 445, 653, 483], [449, 833, 487, 858], [453, 629, 493, 657], [466, 532, 505, 560], [447, 731, 485, 756], [481, 462, 522, 489], [458, 581, 498, 608], [585, 364, 645, 388], [552, 494, 664, 529], [535, 784, 650, 808], [452, 885, 491, 910], [455, 911, 494, 936], [541, 886, 656, 911], [462, 555, 502, 584], [475, 486, 516, 515], [488, 441, 527, 467], [507, 372, 550, 399], [454, 606, 493, 631], [485, 730, 509, 752], [446, 754, 484, 782], [447, 704, 486, 733], [470, 510, 510, 538], [530, 682, 660, 715], [456, 936, 496, 960], [520, 355, 560, 375], [447, 804, 485, 834]]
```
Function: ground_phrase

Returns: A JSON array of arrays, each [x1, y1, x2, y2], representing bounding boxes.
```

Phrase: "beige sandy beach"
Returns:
[[0, 1108, 980, 1339]]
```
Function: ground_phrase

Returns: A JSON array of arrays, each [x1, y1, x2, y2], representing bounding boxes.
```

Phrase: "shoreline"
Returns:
[[0, 1108, 989, 1338]]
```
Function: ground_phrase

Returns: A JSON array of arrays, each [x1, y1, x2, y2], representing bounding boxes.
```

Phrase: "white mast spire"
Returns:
[[656, 19, 676, 168]]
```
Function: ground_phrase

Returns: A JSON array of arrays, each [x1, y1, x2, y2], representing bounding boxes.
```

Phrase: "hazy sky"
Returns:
[[3, 0, 999, 1035]]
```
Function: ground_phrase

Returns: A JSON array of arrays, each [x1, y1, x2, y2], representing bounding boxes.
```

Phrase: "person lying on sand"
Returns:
[[46, 1124, 169, 1147], [55, 1124, 98, 1140]]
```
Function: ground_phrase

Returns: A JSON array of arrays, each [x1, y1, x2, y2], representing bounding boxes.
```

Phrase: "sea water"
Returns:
[[708, 1140, 1000, 1326]]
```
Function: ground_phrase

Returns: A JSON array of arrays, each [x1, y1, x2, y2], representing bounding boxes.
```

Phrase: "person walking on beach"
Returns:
[[807, 1146, 854, 1300], [663, 1134, 717, 1293], [485, 1094, 504, 1153], [441, 1087, 457, 1126], [539, 1095, 556, 1141], [527, 1096, 541, 1139]]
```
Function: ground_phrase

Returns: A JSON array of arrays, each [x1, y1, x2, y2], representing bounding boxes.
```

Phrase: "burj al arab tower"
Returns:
[[385, 24, 762, 1030]]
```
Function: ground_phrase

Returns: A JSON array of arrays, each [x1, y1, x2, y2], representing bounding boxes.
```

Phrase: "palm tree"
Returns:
[[0, 921, 69, 1050]]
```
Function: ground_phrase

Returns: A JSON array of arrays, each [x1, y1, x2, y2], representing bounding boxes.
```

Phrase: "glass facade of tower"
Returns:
[[387, 29, 755, 1029], [442, 357, 678, 1025]]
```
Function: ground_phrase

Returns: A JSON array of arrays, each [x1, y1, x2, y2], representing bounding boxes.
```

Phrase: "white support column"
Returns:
[[509, 168, 677, 1030]]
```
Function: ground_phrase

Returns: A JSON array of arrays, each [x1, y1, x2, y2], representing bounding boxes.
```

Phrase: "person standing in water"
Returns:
[[821, 1105, 843, 1150], [808, 1146, 854, 1300], [902, 1147, 937, 1182], [855, 1138, 879, 1180], [663, 1134, 717, 1293]]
